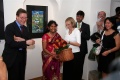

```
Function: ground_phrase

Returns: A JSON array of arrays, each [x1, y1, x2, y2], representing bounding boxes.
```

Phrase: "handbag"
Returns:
[[88, 47, 96, 61], [94, 31, 105, 55], [95, 45, 102, 55], [88, 31, 105, 61]]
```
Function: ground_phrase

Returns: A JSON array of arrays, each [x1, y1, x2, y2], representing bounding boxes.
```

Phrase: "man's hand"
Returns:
[[26, 39, 35, 45], [96, 21, 103, 27]]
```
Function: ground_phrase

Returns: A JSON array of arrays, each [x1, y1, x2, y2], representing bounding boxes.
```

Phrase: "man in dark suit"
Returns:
[[76, 10, 90, 80], [2, 8, 35, 80]]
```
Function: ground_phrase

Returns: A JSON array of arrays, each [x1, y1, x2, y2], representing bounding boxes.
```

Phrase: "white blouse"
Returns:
[[64, 28, 81, 53]]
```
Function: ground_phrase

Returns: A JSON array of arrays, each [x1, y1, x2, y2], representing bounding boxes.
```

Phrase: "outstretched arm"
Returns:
[[0, 57, 7, 80]]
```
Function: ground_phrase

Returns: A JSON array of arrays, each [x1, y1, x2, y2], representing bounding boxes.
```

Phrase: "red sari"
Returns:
[[42, 33, 61, 80]]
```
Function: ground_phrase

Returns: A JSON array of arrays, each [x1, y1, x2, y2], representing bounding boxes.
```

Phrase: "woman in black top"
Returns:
[[98, 17, 120, 78]]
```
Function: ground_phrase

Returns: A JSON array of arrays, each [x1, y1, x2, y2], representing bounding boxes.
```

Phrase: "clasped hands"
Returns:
[[96, 21, 103, 30], [14, 35, 35, 45], [51, 51, 59, 60]]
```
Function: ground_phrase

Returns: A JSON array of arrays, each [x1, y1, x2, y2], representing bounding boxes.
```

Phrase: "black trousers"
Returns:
[[7, 51, 26, 80], [62, 52, 86, 80]]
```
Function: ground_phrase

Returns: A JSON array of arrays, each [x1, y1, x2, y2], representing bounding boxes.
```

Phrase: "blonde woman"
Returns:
[[62, 17, 81, 80]]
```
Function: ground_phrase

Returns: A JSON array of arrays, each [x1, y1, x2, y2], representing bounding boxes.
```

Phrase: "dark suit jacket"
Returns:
[[2, 21, 31, 68], [76, 22, 90, 54]]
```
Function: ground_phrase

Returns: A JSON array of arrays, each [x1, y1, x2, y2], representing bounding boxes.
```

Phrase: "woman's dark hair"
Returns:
[[104, 17, 117, 31], [47, 20, 58, 27], [44, 20, 58, 33], [90, 32, 101, 43]]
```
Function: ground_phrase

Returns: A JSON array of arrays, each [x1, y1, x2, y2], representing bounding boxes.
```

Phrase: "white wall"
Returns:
[[1, 0, 111, 80], [23, 0, 54, 79]]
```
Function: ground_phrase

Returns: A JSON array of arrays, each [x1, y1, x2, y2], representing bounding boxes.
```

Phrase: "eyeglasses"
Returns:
[[19, 17, 28, 20]]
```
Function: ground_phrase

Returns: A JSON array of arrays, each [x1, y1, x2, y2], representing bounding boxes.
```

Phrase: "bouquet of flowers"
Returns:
[[52, 38, 69, 54], [52, 37, 74, 61], [50, 33, 74, 61]]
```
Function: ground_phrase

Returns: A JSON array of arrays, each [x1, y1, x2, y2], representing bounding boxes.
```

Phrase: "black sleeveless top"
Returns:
[[98, 31, 119, 73], [102, 31, 118, 50]]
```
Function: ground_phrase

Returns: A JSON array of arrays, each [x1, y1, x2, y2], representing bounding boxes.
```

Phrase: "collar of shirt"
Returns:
[[15, 21, 22, 31]]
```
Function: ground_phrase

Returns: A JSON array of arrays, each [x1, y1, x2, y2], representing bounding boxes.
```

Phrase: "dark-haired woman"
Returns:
[[41, 20, 61, 80], [98, 17, 120, 78]]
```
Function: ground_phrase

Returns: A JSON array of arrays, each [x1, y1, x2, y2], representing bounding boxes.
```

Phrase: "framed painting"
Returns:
[[27, 5, 48, 38], [0, 0, 5, 39]]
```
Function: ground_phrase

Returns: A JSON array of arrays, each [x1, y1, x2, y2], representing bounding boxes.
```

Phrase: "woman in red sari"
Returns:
[[42, 20, 61, 80]]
